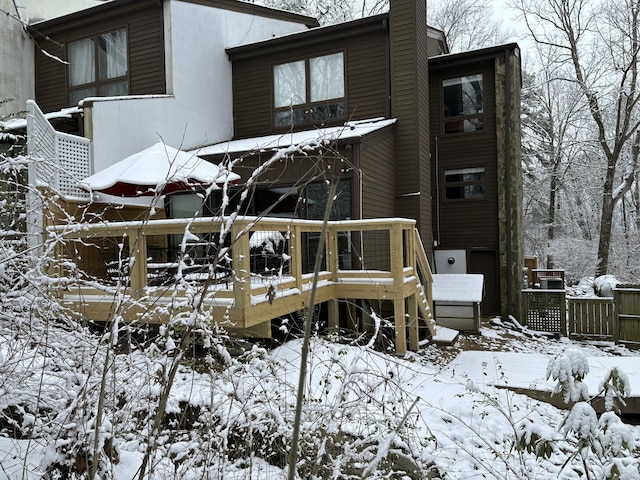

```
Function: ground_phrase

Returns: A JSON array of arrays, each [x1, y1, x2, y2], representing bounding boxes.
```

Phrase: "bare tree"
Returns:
[[247, 0, 358, 24], [517, 0, 640, 276], [428, 0, 515, 52], [521, 49, 590, 270]]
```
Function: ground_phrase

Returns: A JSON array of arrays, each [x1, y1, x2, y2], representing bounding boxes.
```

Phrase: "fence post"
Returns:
[[613, 291, 620, 343]]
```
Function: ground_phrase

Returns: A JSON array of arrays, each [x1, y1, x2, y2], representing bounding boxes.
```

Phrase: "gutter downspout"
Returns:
[[435, 136, 440, 246]]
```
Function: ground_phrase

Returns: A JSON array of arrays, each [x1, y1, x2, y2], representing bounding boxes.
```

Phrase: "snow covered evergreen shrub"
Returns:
[[517, 348, 639, 479]]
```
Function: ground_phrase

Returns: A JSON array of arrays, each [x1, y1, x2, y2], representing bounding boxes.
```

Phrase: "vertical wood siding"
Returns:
[[230, 27, 389, 139], [33, 1, 165, 113], [429, 62, 498, 249], [360, 133, 396, 219], [389, 0, 431, 249]]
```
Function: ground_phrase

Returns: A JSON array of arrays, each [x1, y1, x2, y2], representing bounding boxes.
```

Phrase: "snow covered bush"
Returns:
[[546, 348, 590, 403], [517, 348, 639, 479], [593, 275, 620, 297]]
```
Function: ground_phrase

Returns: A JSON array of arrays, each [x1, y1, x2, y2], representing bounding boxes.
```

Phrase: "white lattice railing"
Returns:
[[26, 100, 91, 201]]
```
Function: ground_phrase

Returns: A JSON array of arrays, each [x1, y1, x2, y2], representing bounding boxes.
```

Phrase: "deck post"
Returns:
[[327, 224, 339, 281], [406, 225, 416, 271], [328, 299, 340, 331], [232, 223, 251, 313], [407, 294, 419, 351], [394, 297, 407, 354], [128, 227, 147, 296], [390, 223, 407, 353], [290, 224, 303, 292], [346, 301, 357, 333], [390, 223, 403, 285]]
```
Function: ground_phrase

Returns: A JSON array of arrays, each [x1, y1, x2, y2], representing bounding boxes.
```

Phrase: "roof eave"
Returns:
[[429, 42, 521, 65], [227, 13, 389, 60]]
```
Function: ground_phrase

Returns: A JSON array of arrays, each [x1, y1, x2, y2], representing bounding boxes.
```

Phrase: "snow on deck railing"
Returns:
[[26, 100, 91, 201]]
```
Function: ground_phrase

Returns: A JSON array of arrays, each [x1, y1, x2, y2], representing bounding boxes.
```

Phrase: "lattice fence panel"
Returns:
[[27, 101, 58, 190], [57, 134, 91, 200], [522, 290, 566, 334], [26, 101, 91, 200]]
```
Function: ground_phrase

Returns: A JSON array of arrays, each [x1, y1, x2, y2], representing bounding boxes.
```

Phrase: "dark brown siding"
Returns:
[[429, 61, 498, 249], [231, 26, 390, 138], [360, 132, 396, 219], [32, 0, 165, 113], [389, 0, 431, 249]]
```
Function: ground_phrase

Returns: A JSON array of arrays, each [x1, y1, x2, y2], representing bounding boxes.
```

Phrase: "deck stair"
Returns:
[[49, 216, 437, 353]]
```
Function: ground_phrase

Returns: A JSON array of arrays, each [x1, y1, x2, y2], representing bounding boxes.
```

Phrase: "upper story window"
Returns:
[[443, 74, 484, 134], [273, 52, 345, 128], [444, 167, 485, 200], [68, 28, 128, 106]]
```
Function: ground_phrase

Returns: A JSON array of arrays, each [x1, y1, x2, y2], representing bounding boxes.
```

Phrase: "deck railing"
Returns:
[[49, 216, 435, 352]]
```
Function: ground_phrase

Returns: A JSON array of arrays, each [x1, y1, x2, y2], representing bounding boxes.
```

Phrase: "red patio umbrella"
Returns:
[[80, 142, 239, 197]]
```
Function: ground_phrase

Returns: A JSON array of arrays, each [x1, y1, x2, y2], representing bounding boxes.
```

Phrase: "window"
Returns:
[[273, 52, 345, 128], [443, 74, 483, 133], [444, 167, 485, 199], [68, 29, 128, 105]]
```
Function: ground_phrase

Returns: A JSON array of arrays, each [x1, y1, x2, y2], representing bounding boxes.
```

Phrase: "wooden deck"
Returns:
[[49, 216, 436, 353]]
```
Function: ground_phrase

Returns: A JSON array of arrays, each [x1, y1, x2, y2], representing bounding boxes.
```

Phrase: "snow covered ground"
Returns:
[[1, 317, 639, 479]]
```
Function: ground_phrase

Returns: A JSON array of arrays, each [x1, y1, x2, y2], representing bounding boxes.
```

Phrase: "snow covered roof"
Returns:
[[193, 118, 396, 158], [432, 274, 484, 303], [0, 106, 81, 131]]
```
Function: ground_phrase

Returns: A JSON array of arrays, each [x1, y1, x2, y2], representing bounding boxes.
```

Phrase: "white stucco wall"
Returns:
[[89, 0, 310, 173], [0, 0, 103, 117]]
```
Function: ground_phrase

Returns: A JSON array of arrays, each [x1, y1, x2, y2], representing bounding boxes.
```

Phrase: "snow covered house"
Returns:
[[196, 1, 524, 318], [3, 0, 523, 342]]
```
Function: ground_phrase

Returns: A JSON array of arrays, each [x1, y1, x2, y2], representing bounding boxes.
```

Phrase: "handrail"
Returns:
[[51, 216, 421, 293], [49, 216, 418, 238], [413, 228, 435, 331]]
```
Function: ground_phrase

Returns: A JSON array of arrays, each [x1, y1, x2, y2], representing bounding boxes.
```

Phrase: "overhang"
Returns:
[[193, 118, 396, 161]]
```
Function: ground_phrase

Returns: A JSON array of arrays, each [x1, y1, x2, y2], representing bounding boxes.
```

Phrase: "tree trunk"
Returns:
[[546, 165, 558, 269], [595, 164, 616, 276]]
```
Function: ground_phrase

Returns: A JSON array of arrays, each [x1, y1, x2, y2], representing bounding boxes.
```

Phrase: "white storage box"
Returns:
[[433, 274, 484, 332]]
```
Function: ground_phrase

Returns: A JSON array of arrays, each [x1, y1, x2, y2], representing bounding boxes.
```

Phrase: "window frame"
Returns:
[[67, 27, 130, 105], [442, 73, 484, 135], [272, 50, 346, 129], [443, 166, 487, 201]]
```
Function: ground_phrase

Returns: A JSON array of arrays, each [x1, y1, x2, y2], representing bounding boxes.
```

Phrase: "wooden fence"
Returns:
[[616, 285, 640, 346], [568, 297, 615, 340], [522, 285, 640, 345]]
